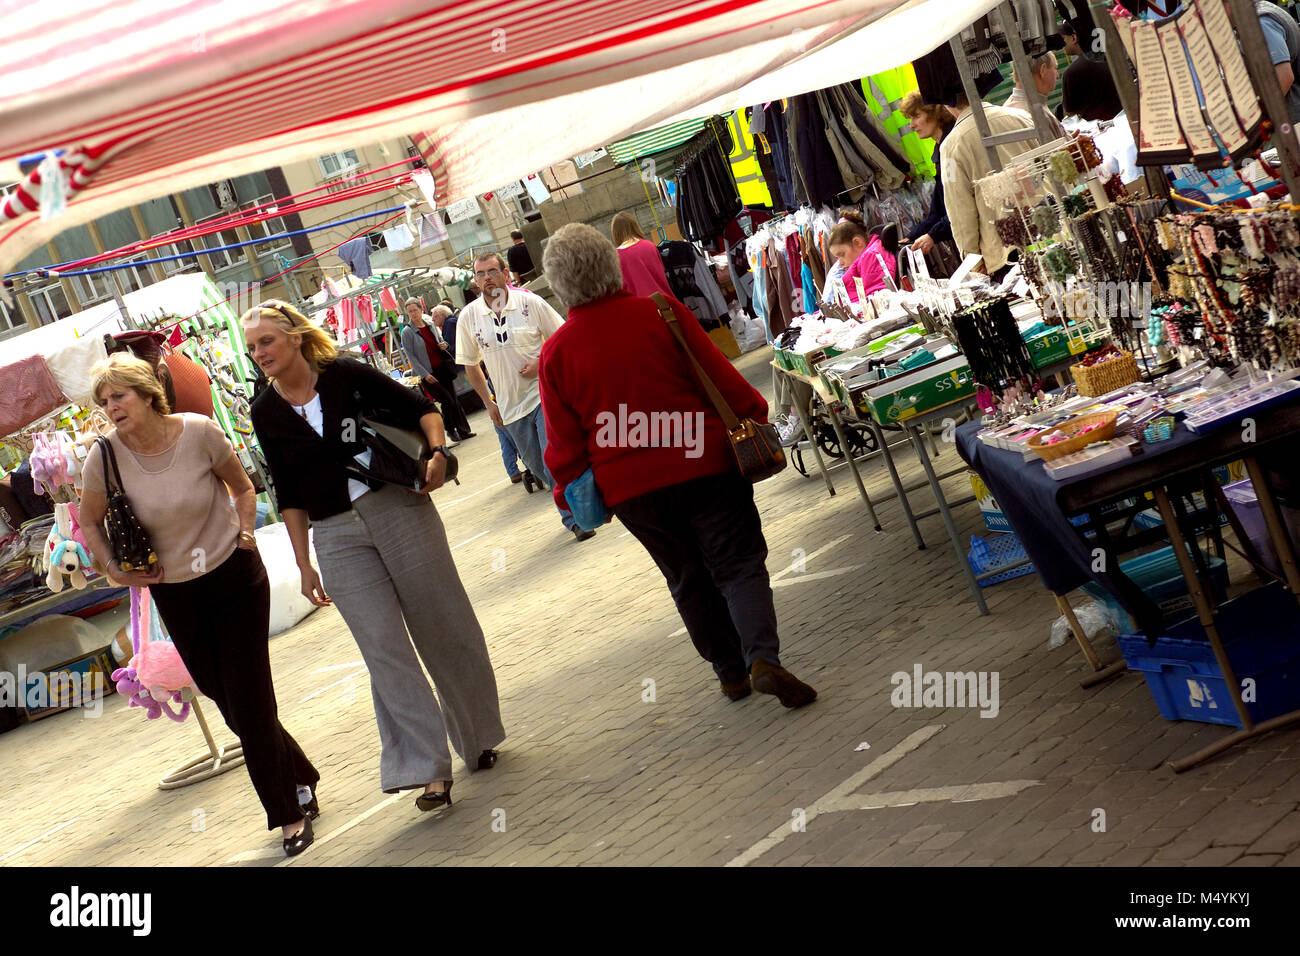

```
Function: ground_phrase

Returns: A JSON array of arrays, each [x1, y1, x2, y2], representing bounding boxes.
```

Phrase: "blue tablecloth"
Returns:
[[956, 420, 1176, 635]]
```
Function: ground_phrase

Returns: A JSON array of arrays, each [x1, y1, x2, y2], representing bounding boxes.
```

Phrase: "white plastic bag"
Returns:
[[1048, 598, 1113, 649], [256, 523, 320, 637]]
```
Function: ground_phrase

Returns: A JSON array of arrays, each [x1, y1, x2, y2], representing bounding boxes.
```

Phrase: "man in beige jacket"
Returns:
[[941, 97, 1039, 279]]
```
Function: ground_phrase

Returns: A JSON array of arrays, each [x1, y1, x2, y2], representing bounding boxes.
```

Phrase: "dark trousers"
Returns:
[[422, 374, 471, 437], [613, 472, 781, 682], [151, 547, 318, 830]]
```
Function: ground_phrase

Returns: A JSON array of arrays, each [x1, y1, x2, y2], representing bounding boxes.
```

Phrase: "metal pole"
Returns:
[[993, 1, 1058, 145], [1087, 0, 1172, 202], [950, 35, 1004, 172], [1225, 0, 1300, 199]]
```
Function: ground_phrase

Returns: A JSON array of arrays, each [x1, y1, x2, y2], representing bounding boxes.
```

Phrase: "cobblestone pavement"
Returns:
[[3, 347, 1299, 867]]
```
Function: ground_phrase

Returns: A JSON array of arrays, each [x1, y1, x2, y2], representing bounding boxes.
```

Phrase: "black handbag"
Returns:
[[344, 399, 459, 491], [95, 437, 159, 572]]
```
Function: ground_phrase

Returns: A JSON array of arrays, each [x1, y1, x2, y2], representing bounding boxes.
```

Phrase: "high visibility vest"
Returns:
[[861, 65, 936, 179], [725, 110, 773, 207]]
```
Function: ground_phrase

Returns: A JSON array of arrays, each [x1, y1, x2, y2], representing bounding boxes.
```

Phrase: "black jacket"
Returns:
[[250, 357, 436, 520]]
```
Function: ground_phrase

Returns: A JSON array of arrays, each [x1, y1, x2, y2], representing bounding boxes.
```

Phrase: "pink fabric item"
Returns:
[[616, 239, 672, 298], [841, 235, 896, 303], [358, 294, 375, 325], [379, 287, 401, 312], [0, 355, 67, 438]]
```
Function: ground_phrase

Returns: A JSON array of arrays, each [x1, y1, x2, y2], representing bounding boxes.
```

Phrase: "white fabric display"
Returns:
[[383, 225, 414, 251], [41, 330, 108, 407]]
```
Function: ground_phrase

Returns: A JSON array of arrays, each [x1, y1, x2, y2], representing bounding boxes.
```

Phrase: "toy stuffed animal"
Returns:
[[44, 502, 92, 592], [111, 587, 195, 722]]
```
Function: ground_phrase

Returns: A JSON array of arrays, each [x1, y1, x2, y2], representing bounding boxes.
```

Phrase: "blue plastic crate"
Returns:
[[1117, 584, 1300, 727], [1081, 545, 1228, 628], [967, 533, 1035, 587]]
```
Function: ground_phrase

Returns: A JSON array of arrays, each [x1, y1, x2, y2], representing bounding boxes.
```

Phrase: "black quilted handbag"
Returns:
[[95, 437, 159, 572]]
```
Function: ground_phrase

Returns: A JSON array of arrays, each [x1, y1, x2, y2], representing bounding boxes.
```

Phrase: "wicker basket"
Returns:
[[1027, 410, 1120, 462], [1071, 350, 1140, 397]]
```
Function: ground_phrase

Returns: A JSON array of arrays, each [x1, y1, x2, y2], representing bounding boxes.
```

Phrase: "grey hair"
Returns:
[[430, 305, 452, 320], [1030, 52, 1056, 74], [542, 223, 624, 308], [403, 297, 422, 308], [473, 251, 507, 271]]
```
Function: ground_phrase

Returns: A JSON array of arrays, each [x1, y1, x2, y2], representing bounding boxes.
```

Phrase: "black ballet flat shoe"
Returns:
[[415, 782, 453, 812], [477, 749, 499, 770], [283, 815, 314, 857]]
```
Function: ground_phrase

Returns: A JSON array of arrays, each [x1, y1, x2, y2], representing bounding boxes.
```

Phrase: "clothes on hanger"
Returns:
[[658, 240, 728, 321], [673, 118, 743, 242], [337, 236, 373, 278]]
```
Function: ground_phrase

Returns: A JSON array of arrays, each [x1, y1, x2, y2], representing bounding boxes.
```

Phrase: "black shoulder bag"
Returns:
[[344, 392, 460, 491], [95, 437, 159, 572]]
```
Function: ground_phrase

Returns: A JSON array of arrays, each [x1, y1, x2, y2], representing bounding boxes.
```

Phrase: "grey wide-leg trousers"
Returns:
[[312, 484, 506, 792]]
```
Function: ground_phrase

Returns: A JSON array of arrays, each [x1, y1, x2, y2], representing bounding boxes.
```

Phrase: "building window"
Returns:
[[193, 213, 244, 272], [151, 234, 199, 275], [115, 255, 155, 294], [0, 295, 21, 332], [28, 284, 72, 324], [72, 270, 117, 305], [317, 150, 360, 178], [242, 195, 291, 256]]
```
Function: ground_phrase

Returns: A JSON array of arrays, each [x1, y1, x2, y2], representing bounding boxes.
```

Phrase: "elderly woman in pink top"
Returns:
[[611, 211, 672, 298], [827, 209, 898, 304]]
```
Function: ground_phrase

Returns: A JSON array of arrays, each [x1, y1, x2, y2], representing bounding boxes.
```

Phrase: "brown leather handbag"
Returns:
[[650, 293, 786, 483]]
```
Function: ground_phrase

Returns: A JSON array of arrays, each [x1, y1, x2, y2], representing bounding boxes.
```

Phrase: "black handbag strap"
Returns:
[[96, 436, 126, 496]]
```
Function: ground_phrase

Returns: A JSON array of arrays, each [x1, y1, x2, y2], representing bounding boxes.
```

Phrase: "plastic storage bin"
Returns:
[[1117, 583, 1300, 727], [967, 533, 1035, 587], [1222, 480, 1300, 578], [1080, 545, 1227, 628]]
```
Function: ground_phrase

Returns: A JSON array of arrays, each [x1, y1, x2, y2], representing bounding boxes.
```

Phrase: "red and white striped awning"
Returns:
[[0, 0, 999, 277]]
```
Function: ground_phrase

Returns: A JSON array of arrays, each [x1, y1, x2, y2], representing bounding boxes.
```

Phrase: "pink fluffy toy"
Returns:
[[111, 587, 197, 722]]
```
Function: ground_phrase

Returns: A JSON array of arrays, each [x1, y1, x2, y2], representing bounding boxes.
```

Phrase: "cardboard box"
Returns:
[[18, 647, 115, 722], [858, 355, 974, 424], [969, 471, 1011, 533]]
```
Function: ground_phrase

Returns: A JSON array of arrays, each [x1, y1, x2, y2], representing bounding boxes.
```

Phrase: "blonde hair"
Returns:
[[90, 353, 171, 415], [610, 211, 646, 245], [240, 299, 338, 374]]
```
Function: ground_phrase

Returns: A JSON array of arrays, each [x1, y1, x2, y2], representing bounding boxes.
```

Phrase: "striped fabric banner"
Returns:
[[0, 0, 1002, 276], [606, 118, 710, 164]]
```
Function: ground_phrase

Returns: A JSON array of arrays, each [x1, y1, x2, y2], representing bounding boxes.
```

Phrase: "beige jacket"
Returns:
[[940, 106, 1040, 273]]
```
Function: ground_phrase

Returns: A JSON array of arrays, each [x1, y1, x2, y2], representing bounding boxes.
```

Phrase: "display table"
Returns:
[[957, 398, 1300, 769], [0, 577, 128, 633]]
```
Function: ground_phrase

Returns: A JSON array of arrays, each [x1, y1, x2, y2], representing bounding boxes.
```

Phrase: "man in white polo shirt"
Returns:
[[459, 251, 594, 541]]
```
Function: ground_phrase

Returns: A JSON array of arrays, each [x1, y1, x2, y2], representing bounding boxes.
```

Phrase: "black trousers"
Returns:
[[422, 374, 471, 436], [151, 547, 318, 830], [613, 472, 781, 683]]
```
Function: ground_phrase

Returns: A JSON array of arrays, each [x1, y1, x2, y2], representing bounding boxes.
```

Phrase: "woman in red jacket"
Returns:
[[538, 223, 816, 708]]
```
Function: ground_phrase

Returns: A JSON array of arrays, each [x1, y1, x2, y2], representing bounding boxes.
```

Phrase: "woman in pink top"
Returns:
[[611, 212, 672, 298], [828, 210, 897, 304]]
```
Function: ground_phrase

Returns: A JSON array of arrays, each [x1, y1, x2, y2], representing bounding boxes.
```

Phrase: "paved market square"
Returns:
[[4, 349, 1299, 868]]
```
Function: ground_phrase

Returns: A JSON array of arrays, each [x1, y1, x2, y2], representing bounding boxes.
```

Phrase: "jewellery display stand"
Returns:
[[157, 698, 245, 791]]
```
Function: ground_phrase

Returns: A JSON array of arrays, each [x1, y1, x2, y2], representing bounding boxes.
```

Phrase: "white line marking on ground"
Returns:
[[667, 536, 858, 637], [311, 662, 366, 674], [274, 792, 405, 867], [451, 530, 490, 550], [226, 847, 283, 863], [820, 780, 1040, 813], [441, 478, 509, 508], [770, 534, 853, 583], [0, 817, 78, 863], [726, 724, 944, 867], [301, 666, 368, 704], [771, 565, 863, 587]]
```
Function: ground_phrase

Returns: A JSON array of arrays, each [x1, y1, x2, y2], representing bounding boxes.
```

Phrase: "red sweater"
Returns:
[[540, 292, 768, 509], [616, 239, 673, 298]]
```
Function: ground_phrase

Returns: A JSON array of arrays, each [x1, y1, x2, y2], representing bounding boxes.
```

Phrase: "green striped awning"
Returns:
[[606, 117, 710, 163]]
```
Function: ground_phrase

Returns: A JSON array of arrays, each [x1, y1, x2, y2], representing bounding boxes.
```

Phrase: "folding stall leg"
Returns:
[[792, 372, 835, 497], [1244, 457, 1300, 599], [1056, 594, 1129, 687], [1210, 479, 1272, 585], [826, 403, 882, 531], [906, 424, 987, 615], [870, 420, 925, 550]]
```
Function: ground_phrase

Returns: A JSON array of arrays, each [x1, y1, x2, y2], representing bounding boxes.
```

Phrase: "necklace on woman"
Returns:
[[274, 372, 318, 418]]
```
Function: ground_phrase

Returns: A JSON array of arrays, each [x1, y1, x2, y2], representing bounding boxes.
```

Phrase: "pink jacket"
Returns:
[[842, 235, 896, 303]]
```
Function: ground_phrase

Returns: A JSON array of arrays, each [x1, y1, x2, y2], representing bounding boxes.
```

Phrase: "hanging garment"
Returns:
[[826, 84, 910, 189], [659, 240, 716, 320], [816, 90, 874, 200], [746, 107, 788, 209], [725, 110, 773, 207], [382, 225, 414, 251], [379, 287, 401, 313], [357, 295, 375, 327], [801, 263, 817, 315], [753, 102, 797, 211], [788, 92, 847, 208], [801, 224, 827, 291], [784, 232, 803, 287], [337, 237, 373, 278], [691, 247, 729, 320], [673, 119, 743, 242], [419, 214, 448, 247], [913, 42, 1003, 109], [763, 238, 795, 337], [750, 250, 768, 335]]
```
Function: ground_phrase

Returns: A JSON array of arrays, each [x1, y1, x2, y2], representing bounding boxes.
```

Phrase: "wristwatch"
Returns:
[[430, 445, 451, 462]]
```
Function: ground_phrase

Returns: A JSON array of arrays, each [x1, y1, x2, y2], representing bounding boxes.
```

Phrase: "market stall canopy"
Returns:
[[0, 0, 1000, 276]]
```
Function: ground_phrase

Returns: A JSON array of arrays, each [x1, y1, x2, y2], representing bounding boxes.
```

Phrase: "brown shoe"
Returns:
[[720, 677, 752, 701], [750, 659, 817, 708]]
